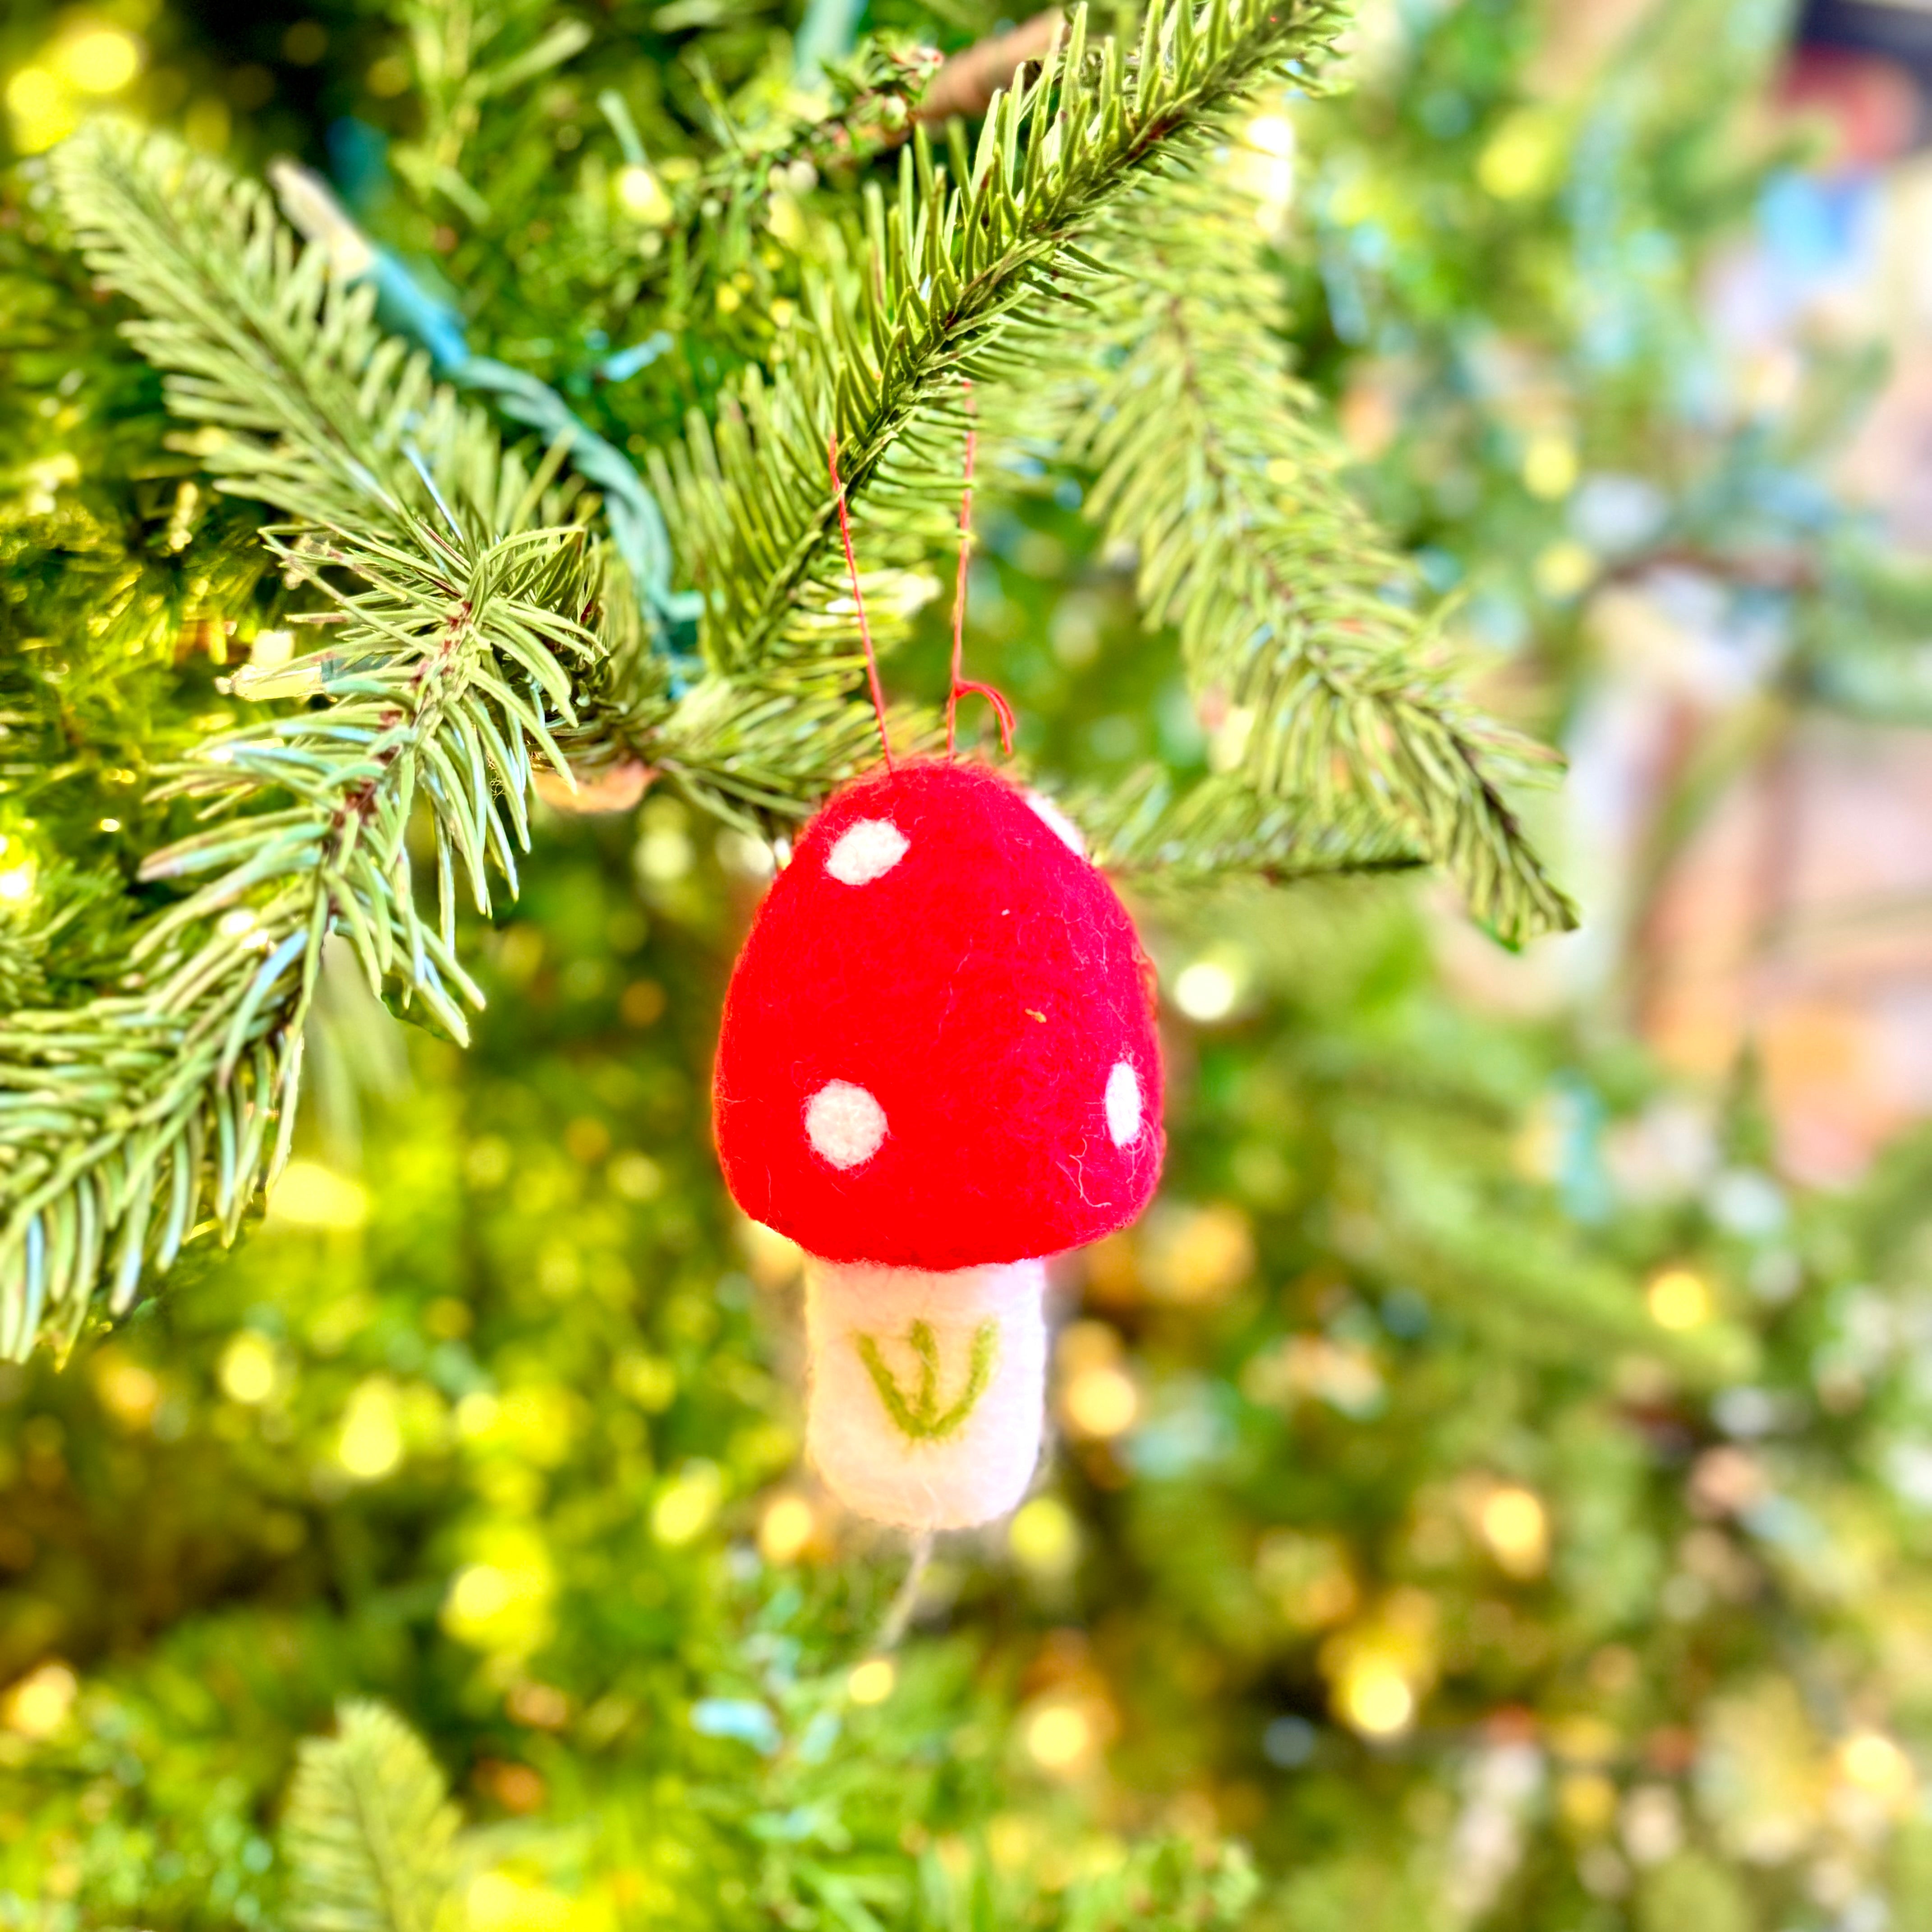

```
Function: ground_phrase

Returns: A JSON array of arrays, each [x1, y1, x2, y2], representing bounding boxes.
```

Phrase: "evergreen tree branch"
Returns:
[[51, 122, 569, 551], [0, 512, 598, 1360], [1067, 182, 1578, 941], [282, 1701, 463, 1932], [655, 0, 1352, 686], [1076, 767, 1426, 883], [644, 677, 916, 831], [0, 125, 604, 1359]]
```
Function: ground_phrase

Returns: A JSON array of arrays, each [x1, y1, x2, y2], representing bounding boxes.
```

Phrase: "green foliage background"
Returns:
[[6, 0, 1932, 1927]]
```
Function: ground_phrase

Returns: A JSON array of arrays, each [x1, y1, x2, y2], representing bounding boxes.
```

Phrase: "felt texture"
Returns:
[[714, 759, 1164, 1269], [804, 1256, 1047, 1528]]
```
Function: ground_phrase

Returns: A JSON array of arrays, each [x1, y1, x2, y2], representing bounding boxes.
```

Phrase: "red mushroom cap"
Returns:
[[713, 760, 1164, 1270]]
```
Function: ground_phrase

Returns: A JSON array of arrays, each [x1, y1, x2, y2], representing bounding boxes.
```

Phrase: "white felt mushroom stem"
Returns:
[[803, 1256, 1048, 1531]]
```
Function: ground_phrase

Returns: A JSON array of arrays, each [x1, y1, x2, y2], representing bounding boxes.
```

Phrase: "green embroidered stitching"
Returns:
[[854, 1318, 999, 1442]]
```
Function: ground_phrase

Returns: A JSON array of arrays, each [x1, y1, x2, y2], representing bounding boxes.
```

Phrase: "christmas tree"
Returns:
[[5, 0, 1932, 1926]]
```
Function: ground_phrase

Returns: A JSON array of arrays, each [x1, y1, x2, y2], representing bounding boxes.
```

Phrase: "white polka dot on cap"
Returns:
[[1104, 1061, 1141, 1146], [1025, 790, 1086, 857], [826, 819, 909, 885], [805, 1080, 889, 1168]]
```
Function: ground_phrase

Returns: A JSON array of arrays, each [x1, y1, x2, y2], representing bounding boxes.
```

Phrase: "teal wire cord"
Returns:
[[794, 0, 867, 83], [358, 243, 701, 671]]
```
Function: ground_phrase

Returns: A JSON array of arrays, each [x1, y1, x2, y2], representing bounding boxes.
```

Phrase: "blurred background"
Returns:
[[8, 0, 1932, 1927]]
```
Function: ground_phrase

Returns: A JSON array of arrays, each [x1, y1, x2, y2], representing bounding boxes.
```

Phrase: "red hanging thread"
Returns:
[[945, 381, 1017, 759], [828, 432, 895, 774]]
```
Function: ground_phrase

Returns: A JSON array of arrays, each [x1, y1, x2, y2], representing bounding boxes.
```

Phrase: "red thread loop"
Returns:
[[946, 379, 1017, 759], [828, 432, 895, 773], [952, 679, 1016, 754]]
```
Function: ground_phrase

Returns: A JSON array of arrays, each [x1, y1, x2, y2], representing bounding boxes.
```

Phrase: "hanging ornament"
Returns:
[[709, 399, 1166, 1531]]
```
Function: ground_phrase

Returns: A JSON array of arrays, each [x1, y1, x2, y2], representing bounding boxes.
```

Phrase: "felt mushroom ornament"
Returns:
[[713, 759, 1164, 1529]]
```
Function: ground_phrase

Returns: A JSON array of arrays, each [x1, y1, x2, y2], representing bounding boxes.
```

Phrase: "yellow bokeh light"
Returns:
[[1523, 432, 1579, 501], [1062, 1362, 1138, 1439], [652, 1463, 722, 1546], [1477, 110, 1563, 201], [366, 54, 411, 98], [1533, 539, 1596, 601], [92, 1353, 161, 1429], [1141, 1201, 1255, 1306], [59, 26, 143, 94], [1478, 1485, 1550, 1578], [267, 1159, 369, 1231], [449, 1564, 512, 1624], [1335, 1659, 1415, 1739], [1173, 958, 1238, 1022], [758, 1494, 817, 1564], [5, 69, 59, 117], [0, 862, 36, 904], [847, 1658, 896, 1705], [466, 1873, 576, 1932], [1009, 1495, 1080, 1578], [442, 1536, 556, 1656], [608, 1151, 663, 1201], [219, 1332, 277, 1405], [1647, 1267, 1711, 1332], [1839, 1731, 1914, 1802], [2, 1662, 77, 1740], [617, 165, 672, 225], [5, 68, 78, 155], [1559, 1771, 1618, 1835], [1024, 1702, 1094, 1772], [183, 95, 230, 152], [1550, 1714, 1620, 1765], [455, 1390, 500, 1438], [337, 1380, 403, 1480]]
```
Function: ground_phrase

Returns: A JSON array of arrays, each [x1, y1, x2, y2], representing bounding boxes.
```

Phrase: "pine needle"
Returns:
[[282, 1701, 463, 1932]]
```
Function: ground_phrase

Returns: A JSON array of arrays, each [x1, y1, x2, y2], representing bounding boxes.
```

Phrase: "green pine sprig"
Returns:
[[0, 510, 598, 1359], [1067, 182, 1578, 941], [652, 0, 1356, 687], [282, 1701, 464, 1932], [0, 126, 606, 1359], [1079, 767, 1426, 884]]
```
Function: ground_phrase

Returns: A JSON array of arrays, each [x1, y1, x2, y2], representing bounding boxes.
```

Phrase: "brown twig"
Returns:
[[916, 12, 1065, 126]]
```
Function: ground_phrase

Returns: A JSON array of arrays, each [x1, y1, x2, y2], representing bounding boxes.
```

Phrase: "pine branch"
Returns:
[[645, 676, 912, 832], [393, 0, 592, 218], [282, 1701, 462, 1932], [1077, 767, 1426, 883], [0, 514, 598, 1359], [654, 0, 1352, 687], [1067, 182, 1578, 942], [51, 121, 568, 548], [0, 126, 605, 1359]]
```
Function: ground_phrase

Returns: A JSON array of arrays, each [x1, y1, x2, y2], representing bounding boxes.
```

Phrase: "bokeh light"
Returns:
[[757, 1493, 818, 1563], [1477, 1486, 1550, 1578], [1173, 958, 1239, 1022], [1, 1663, 77, 1741], [847, 1658, 896, 1705], [1647, 1267, 1712, 1332], [1334, 1660, 1415, 1740]]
